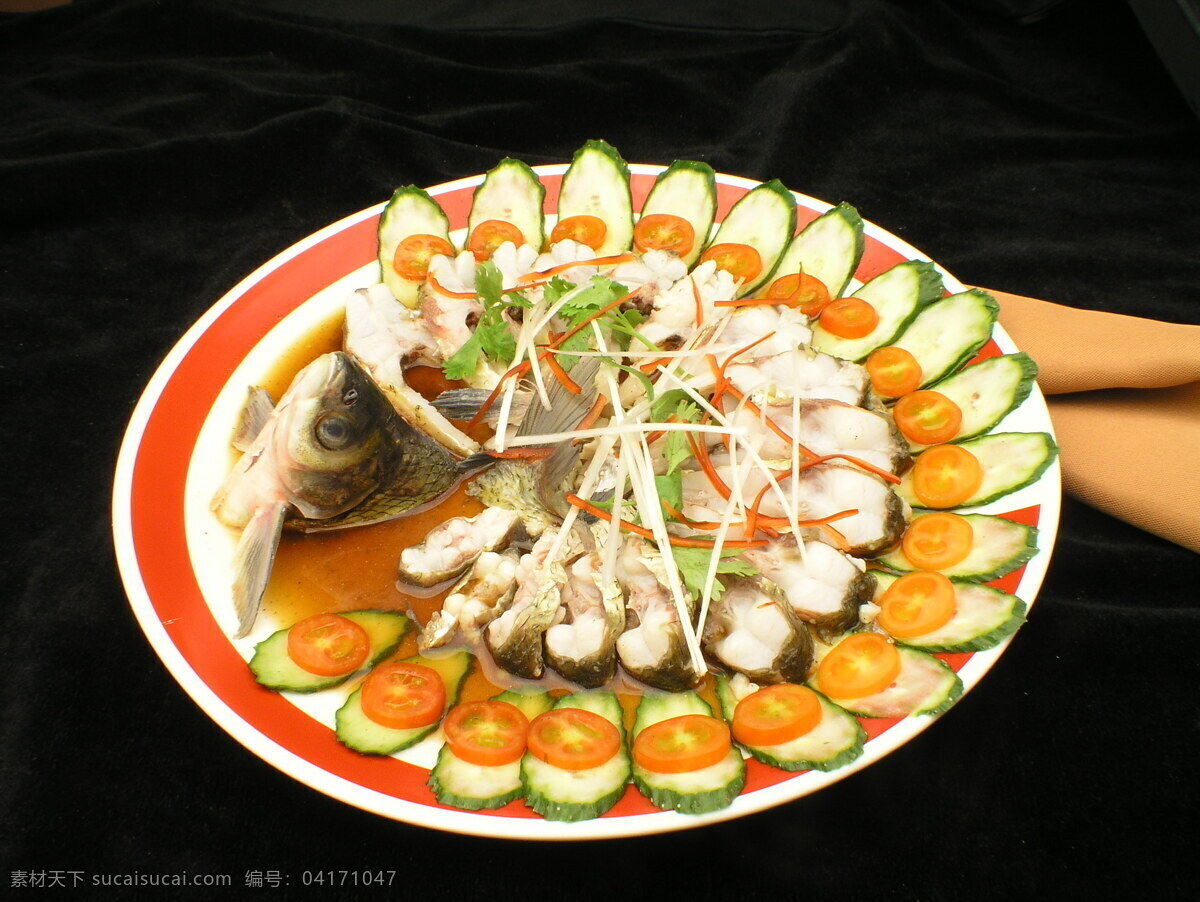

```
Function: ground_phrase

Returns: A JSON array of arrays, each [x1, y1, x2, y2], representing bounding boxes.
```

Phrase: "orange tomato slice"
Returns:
[[762, 271, 831, 317], [877, 570, 958, 638], [360, 662, 446, 731], [893, 390, 963, 445], [699, 242, 762, 283], [819, 297, 879, 338], [527, 708, 622, 771], [633, 714, 732, 774], [392, 233, 454, 282], [286, 613, 370, 677], [911, 444, 984, 509], [731, 684, 822, 747], [816, 632, 902, 699], [633, 213, 695, 256], [467, 219, 525, 261], [866, 346, 923, 398], [551, 214, 607, 250], [902, 512, 975, 570], [443, 700, 529, 767]]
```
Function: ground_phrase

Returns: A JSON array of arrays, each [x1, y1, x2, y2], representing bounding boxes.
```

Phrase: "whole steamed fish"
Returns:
[[211, 351, 476, 637]]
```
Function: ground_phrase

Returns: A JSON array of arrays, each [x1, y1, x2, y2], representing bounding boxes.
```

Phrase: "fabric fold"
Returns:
[[989, 289, 1200, 553]]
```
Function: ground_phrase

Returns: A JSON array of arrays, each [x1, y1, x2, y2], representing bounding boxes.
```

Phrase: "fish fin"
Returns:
[[232, 387, 275, 452], [535, 442, 582, 517], [516, 357, 600, 439], [457, 451, 499, 473], [432, 388, 504, 422], [231, 501, 287, 638]]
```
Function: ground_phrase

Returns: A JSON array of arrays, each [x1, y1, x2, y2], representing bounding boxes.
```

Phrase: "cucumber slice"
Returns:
[[705, 179, 797, 297], [811, 260, 944, 362], [467, 157, 546, 253], [630, 690, 746, 815], [520, 690, 631, 822], [890, 289, 999, 386], [248, 610, 411, 693], [556, 139, 633, 256], [492, 687, 556, 721], [820, 645, 962, 718], [771, 202, 865, 299], [427, 745, 525, 811], [334, 648, 472, 756], [907, 353, 1038, 450], [377, 185, 453, 308], [872, 513, 1039, 582], [871, 572, 1027, 653], [714, 676, 865, 773], [897, 432, 1059, 510], [427, 687, 555, 811], [638, 160, 717, 266]]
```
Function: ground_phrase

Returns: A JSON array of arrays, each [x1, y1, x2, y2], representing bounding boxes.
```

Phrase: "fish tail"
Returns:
[[231, 501, 287, 638]]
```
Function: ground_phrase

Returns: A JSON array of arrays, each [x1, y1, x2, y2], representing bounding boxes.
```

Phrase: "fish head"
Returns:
[[272, 351, 399, 519]]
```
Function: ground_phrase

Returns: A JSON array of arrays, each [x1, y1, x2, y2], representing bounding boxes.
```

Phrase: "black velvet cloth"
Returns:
[[3, 0, 1198, 896]]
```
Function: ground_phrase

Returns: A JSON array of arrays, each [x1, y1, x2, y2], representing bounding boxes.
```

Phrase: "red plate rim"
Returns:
[[112, 164, 1061, 840]]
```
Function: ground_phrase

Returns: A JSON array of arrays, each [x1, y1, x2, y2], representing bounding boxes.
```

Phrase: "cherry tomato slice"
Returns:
[[527, 708, 622, 771], [633, 714, 732, 775], [360, 662, 446, 731], [634, 213, 696, 257], [699, 242, 762, 284], [762, 271, 831, 317], [551, 214, 607, 250], [819, 296, 880, 339], [466, 219, 525, 261], [902, 512, 975, 570], [877, 570, 958, 638], [286, 613, 370, 677], [911, 444, 984, 509], [443, 700, 529, 767], [392, 233, 454, 282], [816, 632, 902, 699], [893, 390, 963, 445], [732, 684, 822, 747], [866, 346, 923, 398]]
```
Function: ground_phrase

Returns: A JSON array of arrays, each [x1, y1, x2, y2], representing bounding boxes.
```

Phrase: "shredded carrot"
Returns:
[[639, 355, 673, 375], [713, 297, 782, 308], [544, 352, 582, 395], [547, 291, 636, 351], [575, 393, 608, 432], [677, 507, 859, 533], [426, 273, 478, 300], [644, 415, 676, 446], [818, 522, 853, 552], [467, 361, 531, 429], [744, 483, 772, 541], [517, 253, 638, 284], [796, 453, 902, 485], [687, 433, 732, 500], [486, 447, 554, 460], [691, 276, 704, 327], [564, 494, 768, 549]]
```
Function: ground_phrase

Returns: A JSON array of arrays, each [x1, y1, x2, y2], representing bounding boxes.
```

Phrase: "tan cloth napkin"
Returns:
[[986, 289, 1200, 554]]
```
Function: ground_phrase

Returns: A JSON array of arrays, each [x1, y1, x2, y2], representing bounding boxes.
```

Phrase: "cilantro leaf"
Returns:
[[442, 332, 483, 381], [670, 546, 759, 603]]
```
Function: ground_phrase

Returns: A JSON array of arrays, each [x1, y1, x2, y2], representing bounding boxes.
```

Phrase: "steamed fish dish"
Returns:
[[213, 142, 1053, 823], [212, 351, 468, 636]]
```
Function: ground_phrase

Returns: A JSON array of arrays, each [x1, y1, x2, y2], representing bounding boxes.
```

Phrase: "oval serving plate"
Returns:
[[113, 163, 1060, 840]]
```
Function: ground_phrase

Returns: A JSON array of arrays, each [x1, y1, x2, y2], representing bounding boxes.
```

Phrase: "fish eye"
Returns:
[[316, 415, 353, 450]]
